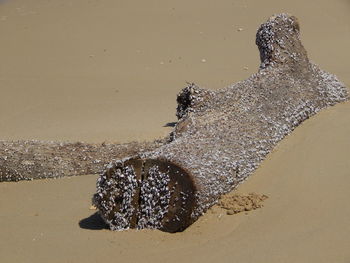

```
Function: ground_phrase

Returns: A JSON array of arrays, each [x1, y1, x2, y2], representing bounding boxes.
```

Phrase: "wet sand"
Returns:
[[1, 0, 350, 262]]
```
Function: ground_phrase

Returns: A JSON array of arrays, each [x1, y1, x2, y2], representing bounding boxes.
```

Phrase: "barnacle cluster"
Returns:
[[94, 158, 196, 232], [137, 166, 171, 229]]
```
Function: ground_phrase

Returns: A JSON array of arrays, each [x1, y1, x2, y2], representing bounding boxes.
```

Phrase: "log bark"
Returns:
[[0, 140, 165, 182], [93, 14, 349, 232]]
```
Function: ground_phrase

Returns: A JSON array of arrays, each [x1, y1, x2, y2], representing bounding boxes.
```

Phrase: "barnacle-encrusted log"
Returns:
[[93, 13, 349, 233], [0, 140, 165, 182]]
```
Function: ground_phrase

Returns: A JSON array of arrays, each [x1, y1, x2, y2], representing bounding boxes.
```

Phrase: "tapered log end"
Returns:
[[93, 158, 196, 233], [256, 13, 309, 69]]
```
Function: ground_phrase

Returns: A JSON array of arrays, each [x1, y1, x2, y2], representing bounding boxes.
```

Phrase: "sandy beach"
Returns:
[[1, 0, 350, 262]]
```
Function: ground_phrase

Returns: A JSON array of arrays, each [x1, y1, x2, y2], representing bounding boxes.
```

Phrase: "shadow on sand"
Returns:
[[79, 212, 108, 230], [163, 122, 177, 127]]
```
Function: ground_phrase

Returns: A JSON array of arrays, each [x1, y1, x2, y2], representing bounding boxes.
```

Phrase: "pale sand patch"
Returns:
[[219, 192, 269, 215], [1, 102, 350, 263]]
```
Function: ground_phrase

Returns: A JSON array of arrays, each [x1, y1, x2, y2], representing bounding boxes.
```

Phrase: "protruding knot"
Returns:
[[176, 83, 214, 119], [256, 13, 309, 69]]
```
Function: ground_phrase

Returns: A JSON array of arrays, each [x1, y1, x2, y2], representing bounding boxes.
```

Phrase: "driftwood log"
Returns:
[[0, 140, 165, 181], [93, 14, 349, 232]]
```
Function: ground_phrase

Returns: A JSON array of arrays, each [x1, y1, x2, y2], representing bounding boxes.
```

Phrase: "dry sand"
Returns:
[[1, 102, 350, 263], [0, 0, 350, 262]]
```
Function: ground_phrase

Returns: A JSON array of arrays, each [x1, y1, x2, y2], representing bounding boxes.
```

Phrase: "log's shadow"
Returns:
[[163, 122, 177, 127], [79, 212, 108, 230]]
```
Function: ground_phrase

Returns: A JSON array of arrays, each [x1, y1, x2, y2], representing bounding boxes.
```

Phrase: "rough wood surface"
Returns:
[[0, 140, 165, 182], [93, 14, 348, 232]]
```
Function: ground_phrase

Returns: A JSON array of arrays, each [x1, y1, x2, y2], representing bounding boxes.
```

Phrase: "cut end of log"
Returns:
[[93, 158, 197, 232]]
